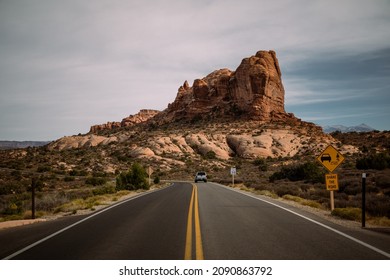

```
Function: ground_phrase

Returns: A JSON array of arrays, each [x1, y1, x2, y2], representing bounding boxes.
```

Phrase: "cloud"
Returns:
[[1, 0, 390, 139]]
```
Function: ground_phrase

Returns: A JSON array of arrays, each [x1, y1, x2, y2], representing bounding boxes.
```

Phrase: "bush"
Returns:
[[85, 176, 107, 186], [0, 181, 25, 195], [92, 184, 116, 196], [366, 194, 390, 218], [253, 157, 268, 171], [204, 151, 216, 159], [269, 161, 324, 183], [37, 165, 51, 173], [356, 152, 390, 170], [274, 185, 301, 197], [64, 176, 75, 182], [331, 207, 361, 221], [69, 169, 88, 176], [116, 163, 149, 191]]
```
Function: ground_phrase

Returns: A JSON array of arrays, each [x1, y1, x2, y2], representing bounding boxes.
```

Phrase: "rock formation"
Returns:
[[89, 50, 289, 132], [158, 50, 286, 123], [49, 50, 357, 161], [90, 109, 160, 133]]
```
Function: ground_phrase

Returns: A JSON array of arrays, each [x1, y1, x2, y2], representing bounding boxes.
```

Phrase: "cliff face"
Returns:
[[159, 50, 286, 123], [89, 50, 288, 131]]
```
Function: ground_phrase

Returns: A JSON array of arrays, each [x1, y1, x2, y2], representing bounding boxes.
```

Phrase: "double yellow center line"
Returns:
[[184, 183, 204, 260]]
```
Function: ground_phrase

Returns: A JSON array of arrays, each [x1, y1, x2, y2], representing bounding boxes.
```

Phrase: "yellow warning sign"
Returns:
[[325, 173, 339, 191], [317, 145, 345, 172]]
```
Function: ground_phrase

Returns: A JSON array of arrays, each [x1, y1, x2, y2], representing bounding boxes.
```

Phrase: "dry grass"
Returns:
[[368, 216, 390, 227], [331, 207, 362, 221], [282, 194, 324, 209]]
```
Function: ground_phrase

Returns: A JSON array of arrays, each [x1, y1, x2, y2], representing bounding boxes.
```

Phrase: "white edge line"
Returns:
[[3, 185, 172, 260], [211, 182, 390, 259]]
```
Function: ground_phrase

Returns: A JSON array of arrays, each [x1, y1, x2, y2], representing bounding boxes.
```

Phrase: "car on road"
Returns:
[[321, 153, 332, 162], [195, 171, 207, 183]]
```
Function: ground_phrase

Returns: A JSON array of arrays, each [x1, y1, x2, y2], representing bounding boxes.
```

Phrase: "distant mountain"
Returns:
[[322, 123, 376, 133], [0, 141, 50, 150]]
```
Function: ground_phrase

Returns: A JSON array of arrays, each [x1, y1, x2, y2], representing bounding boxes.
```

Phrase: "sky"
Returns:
[[0, 0, 389, 141]]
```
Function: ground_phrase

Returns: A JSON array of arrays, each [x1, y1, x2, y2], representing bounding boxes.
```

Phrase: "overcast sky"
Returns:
[[1, 0, 389, 140]]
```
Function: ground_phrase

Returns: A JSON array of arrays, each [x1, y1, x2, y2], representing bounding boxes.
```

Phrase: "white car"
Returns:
[[194, 171, 207, 183]]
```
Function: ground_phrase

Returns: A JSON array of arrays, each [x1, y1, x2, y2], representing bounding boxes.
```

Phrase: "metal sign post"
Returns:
[[148, 166, 153, 186], [230, 167, 236, 187]]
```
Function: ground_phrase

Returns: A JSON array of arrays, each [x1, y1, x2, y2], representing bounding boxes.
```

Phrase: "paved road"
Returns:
[[1, 182, 389, 259]]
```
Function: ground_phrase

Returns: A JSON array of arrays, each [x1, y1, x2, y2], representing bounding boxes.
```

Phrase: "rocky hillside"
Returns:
[[48, 50, 357, 167], [89, 109, 160, 133]]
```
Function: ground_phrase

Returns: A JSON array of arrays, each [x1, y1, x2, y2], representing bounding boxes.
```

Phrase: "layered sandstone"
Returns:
[[90, 109, 160, 133], [48, 134, 118, 150], [158, 50, 286, 123]]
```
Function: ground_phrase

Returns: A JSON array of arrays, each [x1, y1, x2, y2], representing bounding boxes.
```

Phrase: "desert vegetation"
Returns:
[[0, 128, 389, 227]]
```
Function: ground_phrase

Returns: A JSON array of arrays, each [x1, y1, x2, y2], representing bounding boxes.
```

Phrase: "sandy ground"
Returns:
[[0, 218, 48, 230]]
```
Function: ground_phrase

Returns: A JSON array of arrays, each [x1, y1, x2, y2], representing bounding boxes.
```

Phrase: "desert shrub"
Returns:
[[255, 189, 279, 199], [35, 193, 68, 212], [65, 189, 93, 200], [374, 173, 390, 189], [10, 170, 22, 180], [307, 187, 329, 201], [253, 157, 268, 171], [269, 161, 324, 183], [116, 163, 149, 191], [54, 197, 98, 213], [69, 169, 88, 176], [85, 176, 107, 186], [64, 176, 75, 182], [204, 151, 216, 159], [92, 171, 107, 177], [332, 207, 361, 221], [274, 184, 301, 197], [153, 176, 160, 184], [366, 194, 390, 217], [356, 152, 390, 170], [92, 184, 116, 196], [37, 165, 51, 173], [0, 181, 25, 195], [338, 178, 360, 196]]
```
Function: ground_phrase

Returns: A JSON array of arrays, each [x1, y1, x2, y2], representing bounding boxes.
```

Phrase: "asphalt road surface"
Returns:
[[1, 182, 389, 260]]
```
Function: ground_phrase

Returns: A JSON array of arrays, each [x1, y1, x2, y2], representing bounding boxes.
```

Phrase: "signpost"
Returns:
[[316, 145, 345, 173], [325, 174, 339, 191], [317, 145, 345, 211], [230, 167, 236, 187], [147, 166, 153, 186]]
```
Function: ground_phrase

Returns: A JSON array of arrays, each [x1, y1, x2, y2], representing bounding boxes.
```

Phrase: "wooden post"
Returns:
[[31, 177, 36, 219], [148, 166, 151, 186], [330, 190, 334, 211]]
